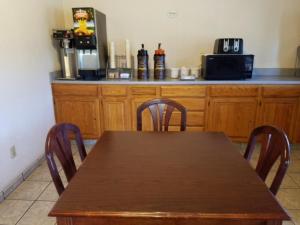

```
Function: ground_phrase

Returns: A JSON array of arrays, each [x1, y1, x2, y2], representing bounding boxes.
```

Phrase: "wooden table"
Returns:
[[49, 131, 290, 225]]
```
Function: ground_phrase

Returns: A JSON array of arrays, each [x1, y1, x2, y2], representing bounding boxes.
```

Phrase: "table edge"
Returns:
[[49, 211, 290, 220]]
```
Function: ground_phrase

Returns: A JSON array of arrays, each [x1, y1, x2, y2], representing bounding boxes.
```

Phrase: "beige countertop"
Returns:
[[52, 75, 300, 85]]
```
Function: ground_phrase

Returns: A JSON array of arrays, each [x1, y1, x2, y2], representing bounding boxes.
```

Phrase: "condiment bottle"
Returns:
[[154, 43, 166, 80], [137, 44, 149, 79]]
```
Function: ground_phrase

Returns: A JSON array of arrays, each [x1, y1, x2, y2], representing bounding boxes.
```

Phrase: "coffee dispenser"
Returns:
[[72, 8, 108, 80], [52, 30, 77, 79]]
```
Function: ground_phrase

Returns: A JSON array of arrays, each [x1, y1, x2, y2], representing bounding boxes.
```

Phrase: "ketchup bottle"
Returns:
[[154, 43, 166, 80]]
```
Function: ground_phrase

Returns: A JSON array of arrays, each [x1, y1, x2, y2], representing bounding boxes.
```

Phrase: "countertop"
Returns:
[[52, 75, 300, 85]]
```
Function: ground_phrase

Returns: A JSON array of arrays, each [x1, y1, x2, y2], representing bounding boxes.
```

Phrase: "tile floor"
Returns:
[[0, 143, 299, 225]]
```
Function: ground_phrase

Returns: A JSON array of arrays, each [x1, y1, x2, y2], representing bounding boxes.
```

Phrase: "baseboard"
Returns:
[[1, 155, 45, 202]]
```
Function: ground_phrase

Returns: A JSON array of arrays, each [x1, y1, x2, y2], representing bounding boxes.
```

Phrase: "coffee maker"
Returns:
[[72, 8, 108, 80], [52, 30, 77, 79]]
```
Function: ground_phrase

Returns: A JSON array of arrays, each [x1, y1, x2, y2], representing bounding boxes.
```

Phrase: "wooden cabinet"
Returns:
[[207, 98, 258, 141], [102, 97, 130, 131], [258, 98, 298, 140], [294, 100, 300, 143], [51, 83, 300, 143], [52, 84, 101, 139], [259, 86, 300, 142], [161, 86, 207, 131], [54, 96, 101, 138], [101, 85, 130, 131], [207, 85, 259, 141], [131, 97, 155, 131]]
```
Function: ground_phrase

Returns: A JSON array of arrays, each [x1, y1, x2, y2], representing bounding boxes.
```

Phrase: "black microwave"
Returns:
[[201, 54, 254, 80]]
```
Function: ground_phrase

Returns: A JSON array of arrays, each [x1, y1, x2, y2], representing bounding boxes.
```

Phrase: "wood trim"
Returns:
[[102, 85, 127, 96], [262, 85, 300, 97], [52, 84, 98, 96], [161, 86, 206, 97], [209, 85, 259, 97]]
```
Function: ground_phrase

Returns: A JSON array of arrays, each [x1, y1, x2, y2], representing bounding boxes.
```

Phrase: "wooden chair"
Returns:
[[244, 125, 291, 195], [137, 98, 187, 131], [45, 123, 87, 195]]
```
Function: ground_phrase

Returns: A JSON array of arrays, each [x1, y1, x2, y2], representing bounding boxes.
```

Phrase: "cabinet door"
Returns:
[[131, 98, 155, 131], [54, 97, 101, 138], [102, 97, 130, 131], [207, 98, 258, 141], [294, 99, 300, 143], [259, 98, 298, 140]]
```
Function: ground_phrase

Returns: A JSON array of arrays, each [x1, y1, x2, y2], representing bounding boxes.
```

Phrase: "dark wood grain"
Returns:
[[137, 98, 187, 131], [45, 123, 87, 195], [50, 131, 290, 225], [244, 125, 291, 195]]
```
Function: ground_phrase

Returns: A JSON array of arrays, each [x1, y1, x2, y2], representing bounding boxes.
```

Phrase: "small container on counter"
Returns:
[[154, 43, 166, 80], [137, 44, 149, 79]]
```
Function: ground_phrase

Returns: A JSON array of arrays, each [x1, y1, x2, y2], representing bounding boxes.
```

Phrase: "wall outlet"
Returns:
[[10, 145, 17, 159]]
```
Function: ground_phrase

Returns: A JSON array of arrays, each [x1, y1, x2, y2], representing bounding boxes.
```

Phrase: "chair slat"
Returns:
[[45, 123, 87, 195], [244, 125, 290, 195], [137, 99, 187, 132]]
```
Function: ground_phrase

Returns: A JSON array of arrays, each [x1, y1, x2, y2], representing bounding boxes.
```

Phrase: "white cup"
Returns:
[[170, 68, 179, 79], [180, 67, 189, 77], [190, 67, 199, 78]]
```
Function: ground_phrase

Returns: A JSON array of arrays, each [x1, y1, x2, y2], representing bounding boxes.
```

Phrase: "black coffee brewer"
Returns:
[[73, 8, 108, 80]]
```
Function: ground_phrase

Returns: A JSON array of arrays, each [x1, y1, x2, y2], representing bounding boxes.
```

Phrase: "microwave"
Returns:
[[201, 54, 254, 80]]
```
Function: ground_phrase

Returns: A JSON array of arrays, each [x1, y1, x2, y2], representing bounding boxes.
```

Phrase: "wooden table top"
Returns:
[[49, 131, 289, 220]]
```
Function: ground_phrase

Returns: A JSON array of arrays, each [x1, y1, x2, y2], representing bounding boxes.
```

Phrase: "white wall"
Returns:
[[62, 0, 300, 69], [0, 0, 64, 191]]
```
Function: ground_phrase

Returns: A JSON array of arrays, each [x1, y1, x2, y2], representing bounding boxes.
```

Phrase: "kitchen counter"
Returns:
[[52, 75, 300, 85]]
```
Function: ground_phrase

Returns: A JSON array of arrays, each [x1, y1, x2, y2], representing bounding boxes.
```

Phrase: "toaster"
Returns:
[[214, 38, 243, 54]]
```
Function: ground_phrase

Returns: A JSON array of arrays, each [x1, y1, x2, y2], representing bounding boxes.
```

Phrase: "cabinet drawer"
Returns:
[[209, 85, 259, 97], [262, 86, 300, 97], [169, 111, 204, 126], [130, 86, 158, 96], [52, 84, 98, 96], [161, 86, 206, 97], [172, 98, 206, 111], [102, 86, 127, 96]]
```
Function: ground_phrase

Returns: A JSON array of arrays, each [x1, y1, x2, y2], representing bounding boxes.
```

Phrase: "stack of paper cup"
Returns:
[[170, 68, 179, 78]]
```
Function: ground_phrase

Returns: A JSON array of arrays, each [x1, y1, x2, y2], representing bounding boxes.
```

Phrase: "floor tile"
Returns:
[[26, 163, 53, 182], [266, 173, 299, 188], [38, 183, 59, 202], [289, 173, 300, 187], [7, 181, 49, 201], [288, 209, 300, 225], [0, 200, 33, 225], [288, 160, 300, 174], [16, 201, 56, 225], [277, 189, 300, 210], [292, 151, 300, 160]]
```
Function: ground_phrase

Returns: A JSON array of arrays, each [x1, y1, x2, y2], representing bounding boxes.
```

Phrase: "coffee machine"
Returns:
[[52, 30, 77, 79], [73, 7, 108, 80]]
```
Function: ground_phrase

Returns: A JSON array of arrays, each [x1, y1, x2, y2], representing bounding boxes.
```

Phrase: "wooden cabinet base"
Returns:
[[52, 84, 300, 143]]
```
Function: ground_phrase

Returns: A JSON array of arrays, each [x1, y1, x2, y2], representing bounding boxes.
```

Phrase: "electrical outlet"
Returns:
[[10, 145, 17, 159]]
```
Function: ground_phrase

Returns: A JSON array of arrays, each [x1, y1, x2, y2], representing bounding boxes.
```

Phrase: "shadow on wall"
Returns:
[[278, 1, 300, 69]]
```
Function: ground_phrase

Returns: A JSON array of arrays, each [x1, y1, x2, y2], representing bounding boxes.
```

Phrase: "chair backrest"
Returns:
[[137, 98, 187, 131], [45, 123, 87, 195], [244, 125, 291, 195]]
